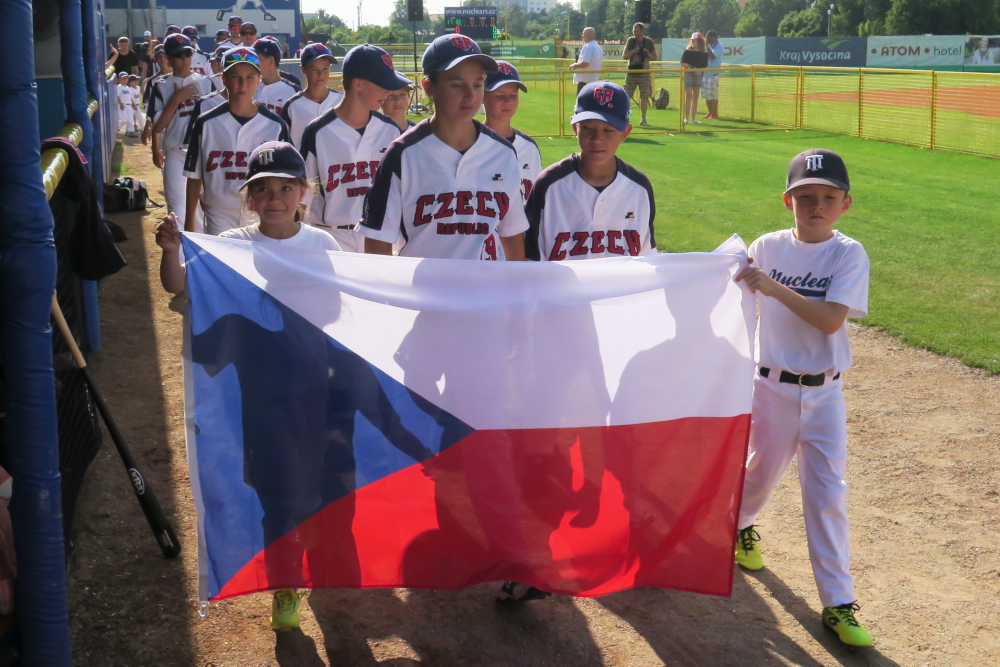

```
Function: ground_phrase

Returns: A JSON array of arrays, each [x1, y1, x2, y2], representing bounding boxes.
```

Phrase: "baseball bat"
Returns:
[[51, 294, 181, 558]]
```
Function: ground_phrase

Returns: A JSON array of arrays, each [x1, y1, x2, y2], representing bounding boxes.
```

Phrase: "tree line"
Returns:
[[304, 0, 1000, 45]]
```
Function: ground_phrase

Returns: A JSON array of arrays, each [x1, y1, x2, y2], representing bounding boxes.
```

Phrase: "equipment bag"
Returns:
[[653, 87, 670, 110]]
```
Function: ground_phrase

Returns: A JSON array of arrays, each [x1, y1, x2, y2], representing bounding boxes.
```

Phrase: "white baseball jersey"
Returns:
[[280, 88, 344, 148], [482, 128, 542, 261], [183, 91, 228, 147], [183, 102, 289, 234], [525, 154, 656, 261], [117, 84, 131, 108], [150, 73, 218, 150], [129, 85, 141, 107], [301, 109, 399, 235], [143, 73, 167, 111], [191, 51, 211, 76], [748, 229, 869, 374], [254, 78, 300, 116], [359, 120, 530, 260]]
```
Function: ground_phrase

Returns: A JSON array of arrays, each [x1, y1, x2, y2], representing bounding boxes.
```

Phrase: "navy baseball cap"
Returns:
[[117, 71, 128, 79], [128, 74, 139, 81], [241, 141, 307, 188], [486, 60, 527, 92], [786, 148, 850, 193], [164, 25, 181, 36], [182, 25, 199, 40], [164, 34, 195, 57], [422, 34, 497, 74], [240, 21, 258, 35], [153, 44, 165, 55], [572, 80, 631, 131], [215, 28, 230, 39], [210, 45, 228, 62], [301, 43, 337, 66], [222, 47, 261, 73], [228, 15, 243, 26], [252, 38, 282, 62], [342, 44, 411, 91]]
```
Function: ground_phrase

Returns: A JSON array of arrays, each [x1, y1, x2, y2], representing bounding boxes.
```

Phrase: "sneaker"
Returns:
[[270, 589, 302, 631], [683, 119, 689, 124], [496, 581, 551, 604], [693, 119, 703, 124], [822, 603, 874, 647], [639, 118, 650, 127], [263, 12, 277, 21], [735, 525, 764, 570]]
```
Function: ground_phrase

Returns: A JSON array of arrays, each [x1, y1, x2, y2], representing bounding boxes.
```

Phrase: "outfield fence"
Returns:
[[343, 63, 1000, 158]]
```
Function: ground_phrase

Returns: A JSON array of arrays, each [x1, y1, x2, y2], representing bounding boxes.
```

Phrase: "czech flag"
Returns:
[[182, 234, 756, 603]]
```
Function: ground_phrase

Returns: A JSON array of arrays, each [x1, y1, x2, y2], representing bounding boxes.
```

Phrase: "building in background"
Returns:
[[508, 0, 557, 14]]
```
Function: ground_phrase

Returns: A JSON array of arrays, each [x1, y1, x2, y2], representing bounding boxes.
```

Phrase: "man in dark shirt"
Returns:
[[109, 36, 140, 76], [622, 22, 657, 127]]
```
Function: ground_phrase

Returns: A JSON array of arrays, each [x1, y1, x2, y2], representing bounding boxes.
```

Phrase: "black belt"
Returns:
[[759, 367, 840, 387], [336, 225, 354, 230]]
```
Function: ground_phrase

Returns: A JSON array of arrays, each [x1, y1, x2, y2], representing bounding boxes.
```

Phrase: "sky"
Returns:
[[302, 0, 449, 28]]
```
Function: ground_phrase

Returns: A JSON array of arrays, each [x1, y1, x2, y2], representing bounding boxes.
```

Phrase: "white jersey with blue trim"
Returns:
[[280, 88, 344, 149], [150, 73, 218, 150], [254, 78, 300, 117], [301, 109, 400, 234], [358, 120, 530, 260], [525, 154, 656, 261]]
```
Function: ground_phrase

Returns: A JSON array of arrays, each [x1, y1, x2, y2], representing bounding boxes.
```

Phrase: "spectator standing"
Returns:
[[703, 30, 724, 119], [680, 32, 708, 125], [622, 22, 656, 127], [109, 36, 140, 76], [568, 27, 603, 94], [240, 22, 259, 47], [225, 17, 244, 49]]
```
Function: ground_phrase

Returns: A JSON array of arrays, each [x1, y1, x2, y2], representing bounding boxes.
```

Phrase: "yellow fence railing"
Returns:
[[42, 99, 98, 201]]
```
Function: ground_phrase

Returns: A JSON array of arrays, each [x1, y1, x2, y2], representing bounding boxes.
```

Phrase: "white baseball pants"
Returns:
[[133, 107, 144, 131], [162, 148, 203, 232], [738, 371, 855, 608], [329, 228, 365, 253]]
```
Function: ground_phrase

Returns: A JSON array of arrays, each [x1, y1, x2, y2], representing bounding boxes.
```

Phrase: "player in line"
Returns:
[[181, 26, 211, 75], [359, 34, 528, 262], [481, 60, 542, 260], [183, 47, 289, 235], [149, 34, 219, 230], [300, 44, 407, 251], [734, 149, 874, 648], [380, 84, 415, 133], [280, 43, 342, 149], [253, 37, 300, 115], [525, 80, 655, 261], [128, 75, 144, 136], [116, 72, 136, 136], [141, 45, 170, 145]]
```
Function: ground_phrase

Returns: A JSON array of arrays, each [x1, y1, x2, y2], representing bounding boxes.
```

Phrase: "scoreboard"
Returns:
[[444, 7, 498, 41]]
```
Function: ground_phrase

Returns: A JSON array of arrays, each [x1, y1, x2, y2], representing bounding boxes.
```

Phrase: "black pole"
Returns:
[[412, 20, 417, 73]]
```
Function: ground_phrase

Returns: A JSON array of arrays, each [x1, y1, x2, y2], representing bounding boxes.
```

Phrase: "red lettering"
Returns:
[[370, 160, 380, 175], [414, 195, 435, 226], [494, 192, 510, 220], [522, 179, 533, 200], [326, 165, 340, 192], [235, 151, 248, 168], [623, 230, 642, 256], [569, 232, 589, 256], [455, 191, 474, 216], [220, 151, 234, 168], [549, 232, 570, 261], [356, 161, 370, 180], [591, 231, 605, 254], [206, 150, 221, 171], [607, 230, 624, 255], [475, 191, 495, 217], [433, 192, 455, 219], [482, 234, 497, 260], [341, 163, 356, 184]]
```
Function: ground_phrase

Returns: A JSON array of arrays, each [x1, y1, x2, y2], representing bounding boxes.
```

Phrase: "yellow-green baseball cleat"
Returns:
[[735, 525, 764, 571], [822, 603, 874, 647], [270, 589, 303, 631]]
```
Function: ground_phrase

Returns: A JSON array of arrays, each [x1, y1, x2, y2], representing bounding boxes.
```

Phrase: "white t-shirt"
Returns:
[[219, 221, 342, 250], [705, 41, 724, 76], [749, 229, 869, 375], [525, 154, 656, 261], [358, 119, 530, 260], [573, 40, 604, 84]]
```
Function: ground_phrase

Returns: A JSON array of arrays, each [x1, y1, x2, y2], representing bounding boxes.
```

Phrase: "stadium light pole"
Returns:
[[828, 4, 834, 37]]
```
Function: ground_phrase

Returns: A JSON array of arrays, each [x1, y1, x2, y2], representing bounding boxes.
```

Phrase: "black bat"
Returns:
[[51, 295, 181, 558]]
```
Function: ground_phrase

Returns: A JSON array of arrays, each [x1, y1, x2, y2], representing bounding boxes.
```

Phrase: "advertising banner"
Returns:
[[963, 36, 1000, 67], [490, 43, 557, 58], [866, 36, 964, 67], [766, 37, 868, 67], [557, 40, 626, 61], [661, 37, 765, 65]]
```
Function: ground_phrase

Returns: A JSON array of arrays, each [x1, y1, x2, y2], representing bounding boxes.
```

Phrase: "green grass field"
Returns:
[[528, 130, 1000, 372]]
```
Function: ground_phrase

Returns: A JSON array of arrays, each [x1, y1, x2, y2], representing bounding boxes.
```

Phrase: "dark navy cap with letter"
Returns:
[[241, 21, 258, 35], [786, 148, 850, 193], [252, 37, 282, 62], [164, 34, 195, 57], [342, 44, 412, 90], [571, 80, 631, 131], [300, 43, 337, 66], [164, 25, 181, 36], [421, 34, 497, 74], [215, 28, 230, 39], [486, 60, 527, 92], [182, 25, 199, 40], [241, 141, 307, 189], [228, 15, 243, 27]]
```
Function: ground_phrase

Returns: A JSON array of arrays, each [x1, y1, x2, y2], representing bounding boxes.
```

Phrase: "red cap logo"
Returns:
[[382, 53, 393, 68], [450, 35, 475, 51], [593, 86, 614, 106], [498, 62, 515, 76]]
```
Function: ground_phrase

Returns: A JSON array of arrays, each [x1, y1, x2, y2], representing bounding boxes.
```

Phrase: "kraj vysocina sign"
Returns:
[[766, 37, 868, 67]]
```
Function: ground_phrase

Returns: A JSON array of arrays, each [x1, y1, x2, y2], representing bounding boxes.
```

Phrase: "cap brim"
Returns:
[[486, 79, 528, 93], [785, 177, 849, 193], [240, 171, 305, 189], [570, 110, 628, 132], [429, 53, 498, 73], [368, 70, 414, 91], [303, 53, 337, 65], [223, 60, 261, 72]]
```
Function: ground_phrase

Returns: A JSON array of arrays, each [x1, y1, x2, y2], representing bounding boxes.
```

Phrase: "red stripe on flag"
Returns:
[[215, 414, 750, 600]]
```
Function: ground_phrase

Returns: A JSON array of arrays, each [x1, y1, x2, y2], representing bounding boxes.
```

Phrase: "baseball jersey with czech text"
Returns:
[[281, 88, 344, 149], [150, 73, 218, 150], [254, 78, 300, 117]]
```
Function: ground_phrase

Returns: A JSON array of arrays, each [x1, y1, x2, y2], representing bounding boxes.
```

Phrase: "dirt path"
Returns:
[[67, 139, 1000, 666]]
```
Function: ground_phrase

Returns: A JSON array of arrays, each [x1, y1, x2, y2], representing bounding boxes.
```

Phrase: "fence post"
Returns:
[[558, 71, 564, 137], [679, 66, 686, 132], [750, 65, 756, 123], [858, 68, 865, 138], [797, 67, 805, 129], [930, 71, 938, 150]]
